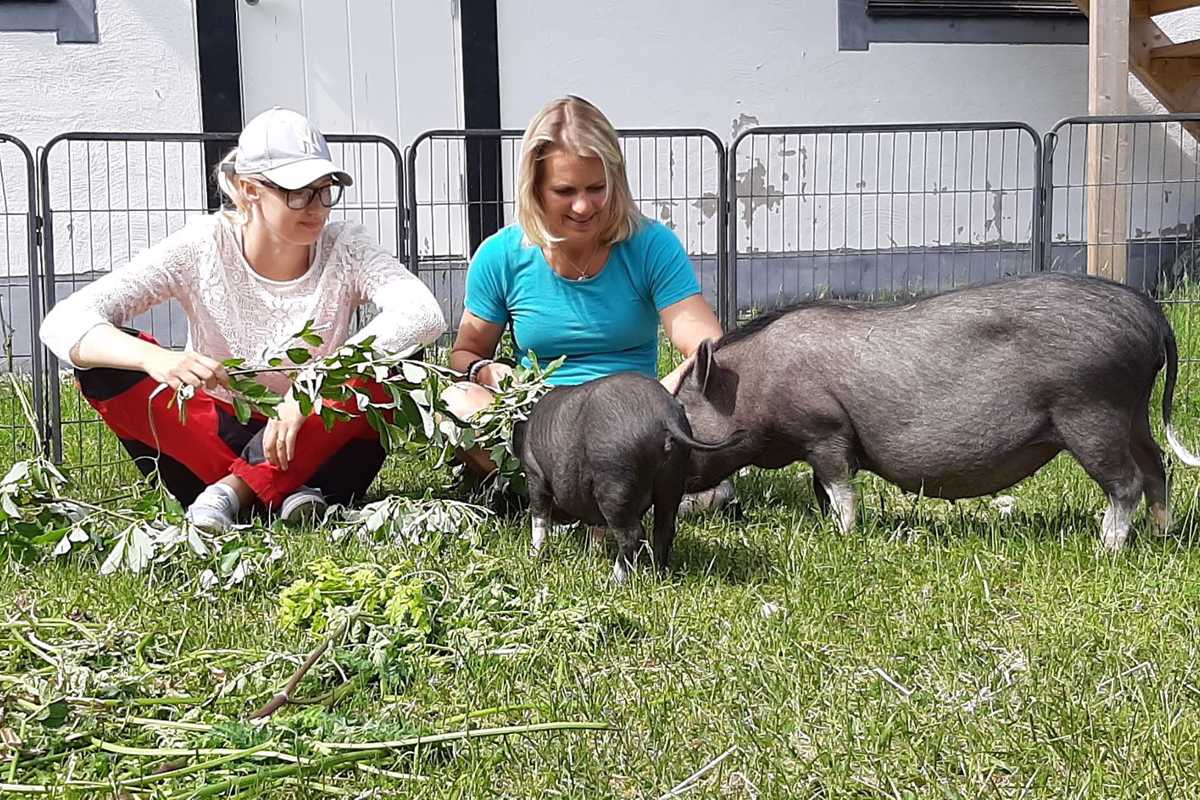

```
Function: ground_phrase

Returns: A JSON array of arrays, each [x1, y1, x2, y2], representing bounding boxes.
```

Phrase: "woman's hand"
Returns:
[[476, 361, 514, 389], [143, 348, 229, 393], [263, 393, 308, 471]]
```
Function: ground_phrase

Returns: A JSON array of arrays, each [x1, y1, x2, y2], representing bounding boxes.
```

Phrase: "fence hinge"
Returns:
[[34, 214, 44, 247]]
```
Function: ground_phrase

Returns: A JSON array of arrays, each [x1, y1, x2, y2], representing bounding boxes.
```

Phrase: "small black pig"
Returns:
[[674, 272, 1200, 549], [513, 372, 740, 583]]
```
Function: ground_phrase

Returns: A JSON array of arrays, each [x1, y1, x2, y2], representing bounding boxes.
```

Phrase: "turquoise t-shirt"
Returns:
[[464, 219, 701, 386]]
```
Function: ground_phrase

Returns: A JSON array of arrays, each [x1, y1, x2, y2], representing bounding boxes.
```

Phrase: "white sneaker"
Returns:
[[186, 483, 241, 533], [280, 486, 327, 525], [678, 478, 735, 518]]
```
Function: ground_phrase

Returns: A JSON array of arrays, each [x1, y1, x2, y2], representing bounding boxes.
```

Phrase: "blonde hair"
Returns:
[[214, 148, 252, 223], [515, 96, 642, 248]]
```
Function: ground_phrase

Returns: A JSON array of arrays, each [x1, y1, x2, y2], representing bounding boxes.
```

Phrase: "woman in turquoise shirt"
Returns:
[[445, 95, 733, 513]]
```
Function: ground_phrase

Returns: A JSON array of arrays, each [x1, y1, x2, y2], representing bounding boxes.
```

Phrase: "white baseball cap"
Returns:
[[229, 107, 353, 190]]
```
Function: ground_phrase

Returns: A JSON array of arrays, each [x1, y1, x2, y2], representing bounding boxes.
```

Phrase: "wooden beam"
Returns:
[[1148, 0, 1200, 15], [1130, 14, 1200, 122], [1086, 0, 1130, 283], [1079, 0, 1200, 119], [1150, 39, 1200, 58]]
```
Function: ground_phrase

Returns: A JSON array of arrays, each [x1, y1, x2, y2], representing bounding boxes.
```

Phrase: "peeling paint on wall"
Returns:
[[691, 191, 719, 222], [731, 113, 760, 141], [659, 201, 676, 229]]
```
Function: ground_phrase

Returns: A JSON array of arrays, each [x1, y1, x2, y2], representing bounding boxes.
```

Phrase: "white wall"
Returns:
[[0, 0, 201, 149], [492, 1, 1200, 270], [496, 1, 1088, 140], [0, 0, 201, 370], [494, 1, 1087, 262]]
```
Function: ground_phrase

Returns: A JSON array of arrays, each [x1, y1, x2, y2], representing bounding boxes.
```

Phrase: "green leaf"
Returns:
[[37, 699, 70, 729], [319, 406, 337, 431], [233, 397, 252, 425], [219, 546, 246, 577], [287, 348, 312, 364], [301, 333, 324, 347]]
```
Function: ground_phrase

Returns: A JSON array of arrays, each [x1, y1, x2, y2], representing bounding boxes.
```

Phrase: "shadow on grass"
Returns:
[[667, 531, 782, 584]]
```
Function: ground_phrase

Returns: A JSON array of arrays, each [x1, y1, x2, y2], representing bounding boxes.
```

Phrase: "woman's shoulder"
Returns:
[[472, 224, 529, 267], [319, 219, 377, 250], [478, 224, 528, 253], [137, 213, 223, 267], [613, 217, 680, 264], [174, 213, 225, 245], [621, 216, 673, 248]]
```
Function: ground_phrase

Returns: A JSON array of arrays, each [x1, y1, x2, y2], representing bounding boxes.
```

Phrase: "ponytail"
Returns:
[[213, 148, 249, 223]]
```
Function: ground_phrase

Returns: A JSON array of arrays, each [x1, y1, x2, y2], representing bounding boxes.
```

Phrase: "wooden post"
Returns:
[[1086, 0, 1131, 282]]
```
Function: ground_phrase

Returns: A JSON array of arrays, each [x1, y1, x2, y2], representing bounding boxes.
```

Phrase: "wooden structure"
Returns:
[[1073, 0, 1200, 281]]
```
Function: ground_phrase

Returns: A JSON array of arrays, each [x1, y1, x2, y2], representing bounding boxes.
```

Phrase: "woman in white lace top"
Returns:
[[38, 108, 446, 531]]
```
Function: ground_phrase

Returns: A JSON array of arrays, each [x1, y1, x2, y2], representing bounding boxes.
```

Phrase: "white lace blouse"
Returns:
[[39, 214, 446, 402]]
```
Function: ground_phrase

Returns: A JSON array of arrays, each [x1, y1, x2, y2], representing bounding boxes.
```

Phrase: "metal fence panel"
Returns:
[[38, 132, 404, 475], [1043, 114, 1200, 294], [405, 128, 728, 335], [0, 134, 41, 469], [1043, 113, 1200, 445], [728, 122, 1042, 316]]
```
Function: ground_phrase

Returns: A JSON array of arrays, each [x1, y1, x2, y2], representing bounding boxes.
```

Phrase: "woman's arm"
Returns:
[[659, 294, 723, 393], [346, 234, 447, 356], [72, 324, 228, 391], [450, 311, 512, 388], [38, 221, 217, 388]]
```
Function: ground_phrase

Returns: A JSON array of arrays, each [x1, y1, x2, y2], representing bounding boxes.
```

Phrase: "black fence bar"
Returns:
[[0, 133, 42, 467]]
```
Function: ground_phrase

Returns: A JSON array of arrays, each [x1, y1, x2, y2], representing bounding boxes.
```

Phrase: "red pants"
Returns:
[[77, 331, 386, 508]]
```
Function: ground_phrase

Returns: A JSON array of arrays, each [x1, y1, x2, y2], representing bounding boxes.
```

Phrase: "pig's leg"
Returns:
[[527, 475, 554, 558], [1098, 476, 1142, 551], [1058, 412, 1143, 550], [651, 478, 686, 574], [1131, 401, 1169, 534], [531, 514, 551, 557], [823, 481, 857, 535], [808, 446, 856, 534], [611, 522, 646, 584]]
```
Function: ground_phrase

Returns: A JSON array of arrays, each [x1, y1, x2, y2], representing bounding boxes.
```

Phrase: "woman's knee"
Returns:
[[443, 381, 494, 421]]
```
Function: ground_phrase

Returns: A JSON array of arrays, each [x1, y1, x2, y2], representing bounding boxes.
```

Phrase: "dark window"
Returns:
[[0, 0, 98, 44], [866, 0, 1082, 16], [839, 0, 1087, 50]]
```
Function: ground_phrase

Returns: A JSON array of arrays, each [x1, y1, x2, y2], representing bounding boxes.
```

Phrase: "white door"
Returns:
[[236, 0, 463, 143]]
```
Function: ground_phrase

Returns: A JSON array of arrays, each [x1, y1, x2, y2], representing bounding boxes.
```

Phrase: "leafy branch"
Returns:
[[183, 320, 563, 497]]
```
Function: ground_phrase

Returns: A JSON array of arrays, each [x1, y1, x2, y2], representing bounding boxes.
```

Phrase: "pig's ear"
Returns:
[[693, 338, 717, 396]]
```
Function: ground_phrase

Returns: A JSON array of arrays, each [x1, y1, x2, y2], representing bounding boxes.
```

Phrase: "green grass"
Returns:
[[6, 294, 1200, 796]]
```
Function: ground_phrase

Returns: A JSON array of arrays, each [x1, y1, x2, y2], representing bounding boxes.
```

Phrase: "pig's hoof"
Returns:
[[611, 561, 632, 584]]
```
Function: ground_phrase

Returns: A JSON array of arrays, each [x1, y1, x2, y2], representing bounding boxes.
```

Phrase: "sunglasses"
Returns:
[[259, 179, 344, 210]]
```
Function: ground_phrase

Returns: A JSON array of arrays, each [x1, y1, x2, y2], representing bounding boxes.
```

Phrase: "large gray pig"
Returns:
[[674, 272, 1200, 549]]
